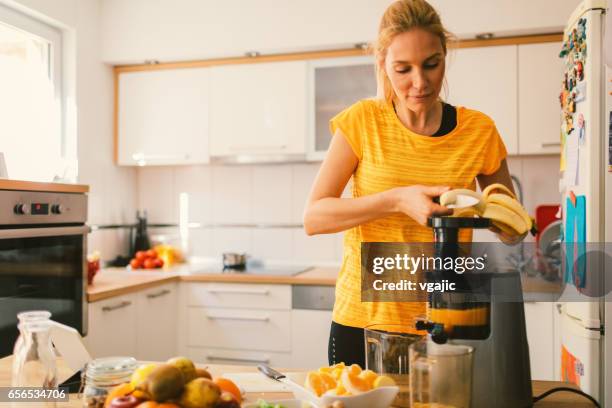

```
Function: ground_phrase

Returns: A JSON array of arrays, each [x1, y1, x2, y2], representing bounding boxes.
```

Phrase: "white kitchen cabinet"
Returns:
[[87, 294, 138, 358], [307, 56, 377, 160], [524, 301, 555, 380], [290, 310, 332, 369], [117, 67, 210, 166], [209, 61, 307, 157], [518, 42, 564, 154], [135, 283, 178, 361], [187, 347, 292, 367], [445, 45, 518, 155]]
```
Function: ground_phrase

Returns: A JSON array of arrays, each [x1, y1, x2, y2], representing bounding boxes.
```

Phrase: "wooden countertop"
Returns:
[[0, 356, 595, 407], [87, 266, 339, 302], [0, 179, 89, 193]]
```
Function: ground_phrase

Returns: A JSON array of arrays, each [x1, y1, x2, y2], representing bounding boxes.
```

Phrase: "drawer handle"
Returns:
[[207, 355, 270, 364], [541, 142, 561, 147], [147, 289, 171, 299], [229, 145, 287, 151], [102, 301, 132, 312], [207, 288, 270, 295], [207, 315, 270, 322]]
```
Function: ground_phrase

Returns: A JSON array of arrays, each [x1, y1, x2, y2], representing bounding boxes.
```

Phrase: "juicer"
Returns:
[[416, 216, 533, 408]]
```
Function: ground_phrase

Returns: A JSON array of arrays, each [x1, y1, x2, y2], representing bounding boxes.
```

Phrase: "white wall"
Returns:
[[7, 0, 138, 258], [99, 0, 581, 65]]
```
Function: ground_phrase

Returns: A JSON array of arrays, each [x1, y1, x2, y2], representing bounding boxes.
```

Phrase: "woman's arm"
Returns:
[[476, 159, 526, 244], [303, 129, 452, 235]]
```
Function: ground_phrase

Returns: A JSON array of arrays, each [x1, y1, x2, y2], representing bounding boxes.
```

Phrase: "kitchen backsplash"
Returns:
[[90, 155, 560, 265]]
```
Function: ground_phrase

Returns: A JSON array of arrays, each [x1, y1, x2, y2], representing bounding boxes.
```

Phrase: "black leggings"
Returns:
[[328, 321, 365, 367]]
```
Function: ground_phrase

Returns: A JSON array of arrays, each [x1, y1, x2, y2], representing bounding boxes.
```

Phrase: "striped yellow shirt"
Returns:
[[330, 98, 507, 331]]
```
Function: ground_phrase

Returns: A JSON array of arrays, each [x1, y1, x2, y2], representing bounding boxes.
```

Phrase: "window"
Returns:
[[0, 4, 67, 182]]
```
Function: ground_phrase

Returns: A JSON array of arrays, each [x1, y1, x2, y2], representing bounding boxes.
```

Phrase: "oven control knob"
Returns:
[[51, 204, 64, 214], [14, 204, 29, 215]]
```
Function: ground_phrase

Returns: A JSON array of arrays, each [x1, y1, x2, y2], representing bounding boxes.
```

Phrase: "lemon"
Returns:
[[373, 375, 396, 388]]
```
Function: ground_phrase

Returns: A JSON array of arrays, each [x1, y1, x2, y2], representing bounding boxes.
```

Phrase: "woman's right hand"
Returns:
[[388, 185, 453, 225]]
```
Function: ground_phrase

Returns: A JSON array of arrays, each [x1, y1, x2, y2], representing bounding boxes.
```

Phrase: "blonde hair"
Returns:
[[373, 0, 455, 102]]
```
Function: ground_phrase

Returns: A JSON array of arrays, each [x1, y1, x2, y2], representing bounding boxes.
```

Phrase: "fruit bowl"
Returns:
[[286, 372, 399, 408]]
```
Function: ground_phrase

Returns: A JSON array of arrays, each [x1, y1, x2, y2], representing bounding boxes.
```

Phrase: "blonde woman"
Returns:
[[303, 0, 523, 366]]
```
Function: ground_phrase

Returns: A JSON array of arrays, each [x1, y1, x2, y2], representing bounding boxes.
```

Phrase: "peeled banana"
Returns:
[[440, 183, 533, 237]]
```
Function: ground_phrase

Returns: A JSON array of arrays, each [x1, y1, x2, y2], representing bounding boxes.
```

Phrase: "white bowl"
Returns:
[[286, 372, 399, 408]]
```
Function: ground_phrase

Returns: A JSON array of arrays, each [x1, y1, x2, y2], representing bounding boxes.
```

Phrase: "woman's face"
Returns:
[[383, 28, 446, 114]]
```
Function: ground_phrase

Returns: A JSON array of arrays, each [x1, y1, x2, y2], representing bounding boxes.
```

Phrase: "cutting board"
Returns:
[[222, 372, 299, 393]]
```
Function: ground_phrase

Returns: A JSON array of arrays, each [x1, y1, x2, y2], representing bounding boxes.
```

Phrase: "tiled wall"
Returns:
[[136, 155, 562, 264]]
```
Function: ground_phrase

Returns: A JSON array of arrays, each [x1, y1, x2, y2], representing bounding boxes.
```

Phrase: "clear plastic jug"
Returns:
[[12, 315, 57, 389], [364, 324, 421, 408]]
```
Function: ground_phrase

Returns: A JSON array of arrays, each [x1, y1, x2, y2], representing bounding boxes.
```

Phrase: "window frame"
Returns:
[[0, 2, 65, 167]]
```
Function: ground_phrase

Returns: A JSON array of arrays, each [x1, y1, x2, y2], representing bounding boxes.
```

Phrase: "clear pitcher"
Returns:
[[12, 315, 57, 389], [364, 324, 421, 408], [409, 337, 474, 408]]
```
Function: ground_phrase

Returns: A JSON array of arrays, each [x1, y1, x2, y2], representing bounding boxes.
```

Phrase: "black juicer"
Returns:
[[416, 216, 533, 408]]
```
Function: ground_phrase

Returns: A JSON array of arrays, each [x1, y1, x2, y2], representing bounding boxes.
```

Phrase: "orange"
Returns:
[[341, 369, 371, 395], [104, 382, 133, 407], [318, 372, 337, 390], [136, 402, 180, 408], [305, 372, 326, 397], [348, 363, 362, 376], [359, 369, 378, 387], [213, 377, 242, 403]]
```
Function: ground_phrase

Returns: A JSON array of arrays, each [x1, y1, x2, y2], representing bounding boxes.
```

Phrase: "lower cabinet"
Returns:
[[87, 293, 138, 358], [87, 283, 178, 360], [290, 310, 332, 369], [524, 301, 555, 380]]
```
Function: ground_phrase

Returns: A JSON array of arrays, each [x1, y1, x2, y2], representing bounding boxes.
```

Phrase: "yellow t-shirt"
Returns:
[[329, 98, 507, 331]]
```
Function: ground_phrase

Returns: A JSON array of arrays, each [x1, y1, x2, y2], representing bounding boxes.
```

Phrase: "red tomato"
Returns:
[[153, 258, 164, 268], [135, 251, 147, 262], [143, 258, 156, 269], [145, 249, 158, 259], [130, 259, 142, 269]]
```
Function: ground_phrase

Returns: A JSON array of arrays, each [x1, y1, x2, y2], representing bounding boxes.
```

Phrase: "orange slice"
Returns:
[[341, 368, 371, 394]]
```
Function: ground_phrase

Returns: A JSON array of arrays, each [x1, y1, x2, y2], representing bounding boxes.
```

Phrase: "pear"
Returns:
[[137, 364, 184, 402], [179, 378, 221, 408], [166, 356, 197, 383]]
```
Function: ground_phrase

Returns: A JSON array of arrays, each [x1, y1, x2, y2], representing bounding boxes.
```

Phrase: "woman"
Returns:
[[303, 0, 524, 367]]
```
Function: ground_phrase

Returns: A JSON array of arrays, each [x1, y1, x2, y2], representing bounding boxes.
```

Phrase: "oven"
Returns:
[[0, 188, 88, 357]]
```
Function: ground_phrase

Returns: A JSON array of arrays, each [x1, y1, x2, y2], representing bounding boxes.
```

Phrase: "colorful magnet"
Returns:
[[574, 82, 586, 102]]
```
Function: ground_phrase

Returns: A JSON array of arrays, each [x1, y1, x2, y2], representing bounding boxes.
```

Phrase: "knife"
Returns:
[[257, 364, 286, 380], [257, 364, 317, 402]]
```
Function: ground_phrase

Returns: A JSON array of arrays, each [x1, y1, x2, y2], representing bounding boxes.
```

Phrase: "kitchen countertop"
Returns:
[[88, 263, 561, 302], [0, 179, 89, 193], [87, 265, 338, 302], [0, 356, 595, 407]]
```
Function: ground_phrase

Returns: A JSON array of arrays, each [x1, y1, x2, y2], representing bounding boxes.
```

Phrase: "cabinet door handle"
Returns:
[[541, 142, 561, 147], [228, 145, 287, 151], [102, 301, 132, 312], [206, 315, 270, 322], [556, 303, 563, 314], [207, 288, 270, 295], [147, 289, 171, 299], [207, 355, 270, 364], [131, 153, 191, 163]]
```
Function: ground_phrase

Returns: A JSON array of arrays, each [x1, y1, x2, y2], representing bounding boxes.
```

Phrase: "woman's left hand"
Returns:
[[489, 224, 527, 246]]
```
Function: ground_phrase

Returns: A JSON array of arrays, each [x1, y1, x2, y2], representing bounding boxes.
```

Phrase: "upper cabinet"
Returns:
[[117, 68, 210, 166], [445, 45, 519, 155], [308, 56, 377, 160], [209, 61, 308, 159], [518, 42, 564, 154]]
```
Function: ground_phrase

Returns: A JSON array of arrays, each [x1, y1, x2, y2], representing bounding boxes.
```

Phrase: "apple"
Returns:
[[108, 395, 141, 408]]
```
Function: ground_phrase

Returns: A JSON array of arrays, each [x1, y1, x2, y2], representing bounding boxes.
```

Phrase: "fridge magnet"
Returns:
[[561, 345, 583, 387], [577, 113, 586, 145], [564, 194, 586, 288], [574, 81, 587, 102], [576, 61, 584, 81]]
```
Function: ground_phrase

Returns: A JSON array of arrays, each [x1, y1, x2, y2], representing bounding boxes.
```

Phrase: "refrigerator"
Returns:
[[558, 0, 611, 405]]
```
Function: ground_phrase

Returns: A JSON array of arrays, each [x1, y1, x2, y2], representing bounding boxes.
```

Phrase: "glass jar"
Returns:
[[82, 357, 137, 408]]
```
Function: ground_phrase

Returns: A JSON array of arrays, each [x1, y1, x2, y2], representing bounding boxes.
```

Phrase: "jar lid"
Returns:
[[85, 357, 137, 384]]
